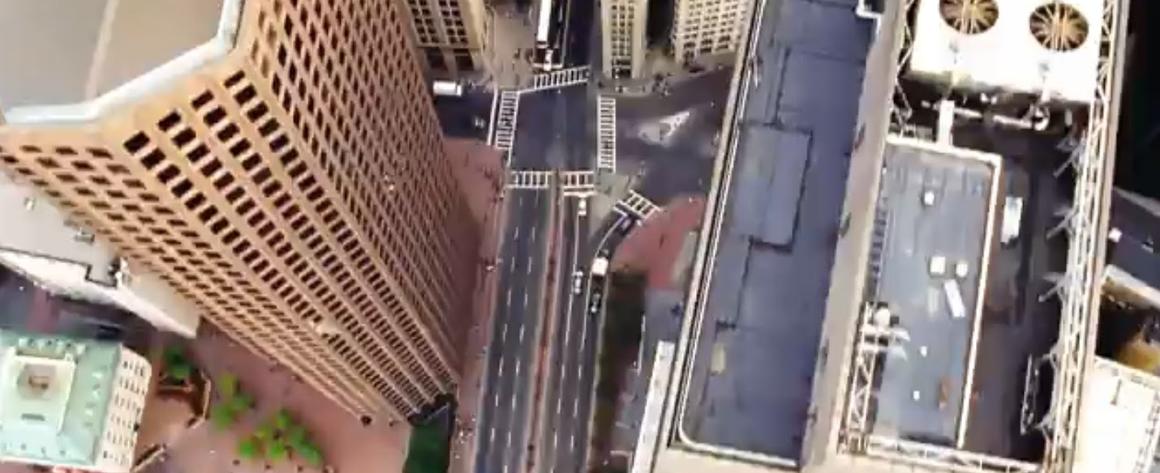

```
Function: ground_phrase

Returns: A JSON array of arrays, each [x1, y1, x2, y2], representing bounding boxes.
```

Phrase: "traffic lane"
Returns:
[[479, 191, 551, 473], [478, 193, 533, 473], [503, 191, 552, 473], [546, 203, 590, 473], [561, 86, 594, 171], [552, 214, 629, 473], [511, 91, 558, 170], [540, 199, 579, 471]]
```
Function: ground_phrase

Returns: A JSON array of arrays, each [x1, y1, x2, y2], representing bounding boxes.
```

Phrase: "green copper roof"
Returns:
[[0, 330, 122, 465]]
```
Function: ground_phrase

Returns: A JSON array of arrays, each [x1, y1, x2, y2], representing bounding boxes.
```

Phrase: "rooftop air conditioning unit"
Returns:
[[909, 0, 1102, 103]]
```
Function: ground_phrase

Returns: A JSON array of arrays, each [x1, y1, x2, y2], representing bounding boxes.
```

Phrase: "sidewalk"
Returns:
[[478, 1, 536, 90], [613, 196, 707, 290], [443, 138, 505, 473]]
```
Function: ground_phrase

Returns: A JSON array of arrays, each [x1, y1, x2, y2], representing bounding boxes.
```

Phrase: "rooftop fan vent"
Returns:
[[1029, 2, 1089, 52], [940, 0, 1000, 35]]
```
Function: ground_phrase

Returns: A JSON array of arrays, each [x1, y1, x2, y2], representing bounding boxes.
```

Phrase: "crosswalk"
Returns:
[[507, 170, 554, 190], [616, 190, 660, 220], [525, 66, 591, 93], [493, 90, 521, 158], [559, 170, 595, 195], [596, 96, 617, 172]]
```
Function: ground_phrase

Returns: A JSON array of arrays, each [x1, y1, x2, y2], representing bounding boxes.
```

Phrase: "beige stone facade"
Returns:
[[405, 0, 489, 77], [0, 0, 479, 424], [671, 0, 751, 65], [601, 0, 650, 78]]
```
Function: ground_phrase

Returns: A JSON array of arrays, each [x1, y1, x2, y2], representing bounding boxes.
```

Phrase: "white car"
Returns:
[[572, 271, 584, 295]]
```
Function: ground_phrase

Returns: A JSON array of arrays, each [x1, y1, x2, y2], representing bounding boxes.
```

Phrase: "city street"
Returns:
[[475, 189, 553, 473]]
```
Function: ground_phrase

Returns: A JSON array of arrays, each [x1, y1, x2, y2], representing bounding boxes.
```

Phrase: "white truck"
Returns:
[[591, 256, 609, 278]]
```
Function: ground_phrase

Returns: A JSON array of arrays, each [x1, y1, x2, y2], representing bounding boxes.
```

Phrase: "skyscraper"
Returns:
[[404, 0, 488, 77], [671, 0, 751, 65], [601, 0, 650, 78], [0, 0, 479, 424]]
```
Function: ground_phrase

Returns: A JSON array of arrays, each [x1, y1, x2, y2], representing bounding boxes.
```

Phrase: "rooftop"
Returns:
[[0, 330, 122, 465], [1073, 357, 1160, 473], [868, 138, 1000, 446], [675, 0, 872, 462], [0, 0, 238, 123], [0, 172, 118, 287]]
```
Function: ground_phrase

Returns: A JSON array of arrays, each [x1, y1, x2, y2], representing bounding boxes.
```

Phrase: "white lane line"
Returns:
[[519, 325, 525, 342], [490, 427, 496, 443], [576, 365, 582, 379], [498, 358, 505, 377], [515, 359, 521, 376], [569, 434, 576, 450], [526, 258, 533, 275], [494, 393, 499, 407], [510, 396, 516, 410], [523, 293, 529, 308], [556, 398, 562, 414], [506, 289, 512, 307], [514, 226, 520, 240], [509, 257, 516, 273], [501, 324, 508, 342], [531, 225, 538, 243], [573, 397, 579, 416], [519, 195, 525, 208]]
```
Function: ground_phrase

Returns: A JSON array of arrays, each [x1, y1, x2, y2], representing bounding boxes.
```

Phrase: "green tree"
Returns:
[[217, 372, 239, 398], [211, 404, 237, 430], [286, 424, 308, 450], [265, 440, 289, 462], [294, 440, 324, 468], [253, 422, 275, 442], [163, 347, 193, 382], [272, 408, 293, 431], [237, 436, 260, 460], [229, 392, 254, 413]]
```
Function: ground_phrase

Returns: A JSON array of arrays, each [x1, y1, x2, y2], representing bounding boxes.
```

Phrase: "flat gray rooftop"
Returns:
[[870, 140, 999, 445], [679, 0, 871, 460], [0, 0, 225, 112]]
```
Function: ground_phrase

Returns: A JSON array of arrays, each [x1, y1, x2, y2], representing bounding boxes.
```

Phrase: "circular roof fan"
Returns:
[[940, 0, 1000, 35], [1030, 2, 1090, 52]]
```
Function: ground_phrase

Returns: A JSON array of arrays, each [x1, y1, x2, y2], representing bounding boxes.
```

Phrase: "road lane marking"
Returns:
[[569, 434, 576, 450], [556, 398, 562, 414], [523, 293, 529, 308], [531, 225, 537, 243], [515, 359, 521, 376], [519, 325, 525, 342], [494, 393, 499, 407], [576, 365, 582, 379], [509, 257, 516, 272], [511, 396, 516, 410], [519, 195, 524, 208], [506, 289, 512, 307], [514, 226, 520, 240], [527, 258, 532, 275], [506, 430, 512, 446], [498, 358, 505, 377], [490, 427, 496, 443], [573, 398, 579, 416]]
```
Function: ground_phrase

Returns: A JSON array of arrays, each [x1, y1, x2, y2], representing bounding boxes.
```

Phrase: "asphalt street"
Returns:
[[616, 70, 732, 206], [511, 85, 594, 170], [477, 79, 598, 473], [539, 198, 594, 473], [433, 86, 494, 141], [476, 190, 553, 473]]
